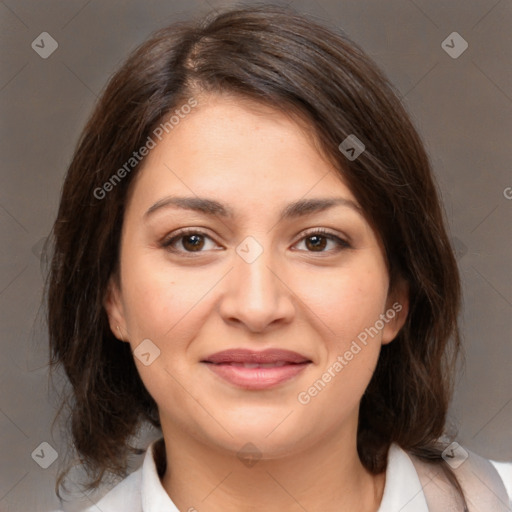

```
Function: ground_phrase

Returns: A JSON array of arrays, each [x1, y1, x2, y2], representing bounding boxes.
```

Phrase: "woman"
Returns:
[[47, 5, 511, 511]]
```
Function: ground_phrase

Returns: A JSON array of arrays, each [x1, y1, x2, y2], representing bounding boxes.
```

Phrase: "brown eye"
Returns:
[[162, 230, 219, 254], [293, 229, 350, 253], [305, 235, 328, 251], [181, 234, 205, 251]]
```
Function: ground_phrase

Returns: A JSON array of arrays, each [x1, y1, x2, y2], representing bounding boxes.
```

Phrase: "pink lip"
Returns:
[[201, 349, 311, 390]]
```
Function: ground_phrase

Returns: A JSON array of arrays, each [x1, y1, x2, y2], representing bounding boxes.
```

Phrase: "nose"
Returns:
[[218, 244, 295, 333]]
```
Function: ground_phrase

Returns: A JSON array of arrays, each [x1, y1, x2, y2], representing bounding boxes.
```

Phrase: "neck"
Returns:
[[160, 425, 385, 512]]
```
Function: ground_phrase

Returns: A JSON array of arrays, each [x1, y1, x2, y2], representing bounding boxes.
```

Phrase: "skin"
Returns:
[[105, 93, 409, 512]]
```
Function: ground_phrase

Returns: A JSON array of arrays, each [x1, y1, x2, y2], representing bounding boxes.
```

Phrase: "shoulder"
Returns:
[[491, 459, 512, 499], [408, 446, 512, 512], [67, 467, 144, 512], [85, 467, 143, 512], [54, 461, 143, 512], [56, 438, 178, 512]]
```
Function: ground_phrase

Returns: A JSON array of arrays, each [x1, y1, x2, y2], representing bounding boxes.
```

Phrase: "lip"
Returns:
[[201, 349, 312, 390]]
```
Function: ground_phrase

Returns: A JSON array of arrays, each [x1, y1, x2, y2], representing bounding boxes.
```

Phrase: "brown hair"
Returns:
[[47, 3, 465, 504]]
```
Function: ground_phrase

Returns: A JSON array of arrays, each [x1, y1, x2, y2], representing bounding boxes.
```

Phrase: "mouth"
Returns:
[[209, 361, 295, 368], [201, 349, 312, 390]]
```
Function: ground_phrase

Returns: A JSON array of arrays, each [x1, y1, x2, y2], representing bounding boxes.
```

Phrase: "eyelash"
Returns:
[[161, 227, 350, 256]]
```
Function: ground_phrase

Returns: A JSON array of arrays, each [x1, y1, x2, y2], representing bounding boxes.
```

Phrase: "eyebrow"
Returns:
[[144, 196, 363, 221]]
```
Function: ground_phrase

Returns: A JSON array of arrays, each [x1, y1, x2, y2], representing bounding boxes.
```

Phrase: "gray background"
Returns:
[[0, 0, 510, 510]]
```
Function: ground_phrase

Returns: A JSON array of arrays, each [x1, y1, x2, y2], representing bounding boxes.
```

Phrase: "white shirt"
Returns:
[[56, 441, 511, 512]]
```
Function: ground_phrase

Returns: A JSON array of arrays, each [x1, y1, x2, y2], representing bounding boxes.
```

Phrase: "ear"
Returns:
[[104, 276, 129, 342], [381, 277, 409, 345]]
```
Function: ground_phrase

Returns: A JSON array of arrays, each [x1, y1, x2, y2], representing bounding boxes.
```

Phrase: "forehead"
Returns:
[[127, 94, 355, 212]]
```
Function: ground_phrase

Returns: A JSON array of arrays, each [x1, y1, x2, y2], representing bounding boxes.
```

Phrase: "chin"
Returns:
[[195, 414, 312, 460]]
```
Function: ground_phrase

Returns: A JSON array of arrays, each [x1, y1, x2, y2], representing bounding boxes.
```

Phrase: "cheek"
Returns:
[[293, 258, 389, 341], [120, 251, 222, 341], [296, 269, 387, 419], [292, 254, 388, 405], [297, 347, 379, 430], [118, 253, 215, 415]]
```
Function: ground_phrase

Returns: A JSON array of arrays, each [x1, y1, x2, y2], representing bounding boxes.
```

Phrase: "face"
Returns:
[[105, 94, 408, 460]]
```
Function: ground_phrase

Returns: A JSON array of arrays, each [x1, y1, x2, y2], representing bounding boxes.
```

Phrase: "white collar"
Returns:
[[89, 440, 429, 511], [140, 441, 179, 511], [377, 444, 429, 512]]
